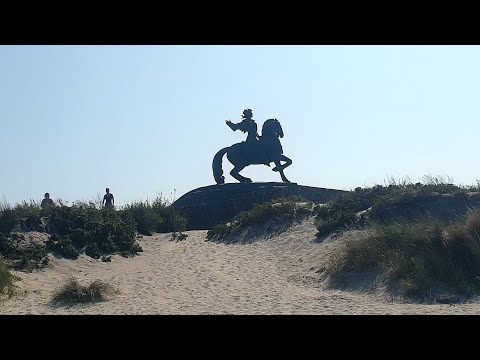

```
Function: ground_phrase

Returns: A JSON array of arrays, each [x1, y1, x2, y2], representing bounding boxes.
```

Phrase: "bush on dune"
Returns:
[[315, 176, 480, 237], [0, 257, 21, 298], [0, 200, 44, 234], [46, 205, 140, 259], [0, 194, 187, 267], [120, 195, 187, 234]]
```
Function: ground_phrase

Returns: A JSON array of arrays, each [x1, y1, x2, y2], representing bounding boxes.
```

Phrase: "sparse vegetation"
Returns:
[[0, 234, 48, 271], [170, 231, 188, 242], [315, 176, 480, 237], [0, 194, 187, 269], [327, 209, 480, 299], [0, 200, 44, 234], [0, 257, 21, 298], [50, 276, 118, 306], [316, 177, 480, 300], [120, 196, 187, 235], [207, 197, 314, 243]]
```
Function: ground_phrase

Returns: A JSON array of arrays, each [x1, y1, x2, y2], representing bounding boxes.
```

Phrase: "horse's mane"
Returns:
[[261, 118, 278, 136]]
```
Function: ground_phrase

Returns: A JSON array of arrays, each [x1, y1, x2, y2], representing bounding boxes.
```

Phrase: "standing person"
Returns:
[[103, 188, 115, 210], [41, 192, 55, 209]]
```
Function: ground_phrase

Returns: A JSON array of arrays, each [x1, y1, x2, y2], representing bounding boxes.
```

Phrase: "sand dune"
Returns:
[[2, 218, 480, 314]]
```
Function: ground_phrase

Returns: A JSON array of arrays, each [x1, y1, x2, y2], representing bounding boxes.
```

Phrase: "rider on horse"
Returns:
[[213, 112, 292, 184], [225, 108, 259, 143], [225, 109, 269, 165]]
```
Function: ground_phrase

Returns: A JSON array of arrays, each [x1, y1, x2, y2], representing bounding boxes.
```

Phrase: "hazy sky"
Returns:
[[1, 45, 479, 206]]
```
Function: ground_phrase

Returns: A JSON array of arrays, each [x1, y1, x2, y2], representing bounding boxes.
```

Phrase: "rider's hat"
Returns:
[[242, 108, 253, 118]]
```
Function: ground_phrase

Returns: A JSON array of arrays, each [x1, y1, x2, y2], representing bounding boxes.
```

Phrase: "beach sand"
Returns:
[[2, 218, 480, 315]]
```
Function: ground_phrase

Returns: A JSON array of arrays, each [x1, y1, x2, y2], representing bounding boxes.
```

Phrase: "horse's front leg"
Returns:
[[272, 155, 292, 172], [280, 155, 292, 169], [273, 160, 290, 183]]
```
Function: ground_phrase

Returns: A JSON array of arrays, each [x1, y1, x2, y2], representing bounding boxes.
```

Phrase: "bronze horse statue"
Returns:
[[212, 118, 293, 184]]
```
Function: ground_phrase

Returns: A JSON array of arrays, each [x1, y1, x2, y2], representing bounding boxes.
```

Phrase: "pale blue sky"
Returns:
[[1, 45, 479, 206]]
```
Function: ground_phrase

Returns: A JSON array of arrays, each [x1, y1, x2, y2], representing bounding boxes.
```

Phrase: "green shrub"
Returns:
[[46, 234, 79, 259], [47, 205, 139, 259], [0, 209, 18, 234], [170, 231, 188, 242], [0, 196, 164, 264], [0, 200, 43, 234], [151, 196, 187, 233], [0, 235, 49, 271], [85, 243, 101, 259], [119, 196, 187, 234], [13, 200, 42, 222], [121, 201, 162, 235], [0, 257, 20, 297], [315, 177, 480, 237]]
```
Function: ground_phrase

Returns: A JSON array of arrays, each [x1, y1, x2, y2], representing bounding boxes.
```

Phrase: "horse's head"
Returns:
[[262, 118, 284, 138]]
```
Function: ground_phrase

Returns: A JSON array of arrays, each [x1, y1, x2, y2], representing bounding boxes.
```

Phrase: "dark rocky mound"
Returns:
[[172, 182, 347, 230]]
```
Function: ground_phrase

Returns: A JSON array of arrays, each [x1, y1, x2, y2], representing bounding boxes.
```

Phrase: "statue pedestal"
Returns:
[[171, 182, 347, 230]]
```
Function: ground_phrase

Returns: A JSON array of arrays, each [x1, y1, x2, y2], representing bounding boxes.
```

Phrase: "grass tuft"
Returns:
[[51, 276, 118, 306]]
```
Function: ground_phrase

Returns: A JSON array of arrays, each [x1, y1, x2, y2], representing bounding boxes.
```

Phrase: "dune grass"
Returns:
[[50, 276, 118, 306], [207, 197, 314, 242], [315, 176, 480, 237], [327, 209, 480, 298]]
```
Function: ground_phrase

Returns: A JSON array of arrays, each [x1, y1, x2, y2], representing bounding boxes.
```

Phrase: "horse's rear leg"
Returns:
[[230, 165, 252, 183]]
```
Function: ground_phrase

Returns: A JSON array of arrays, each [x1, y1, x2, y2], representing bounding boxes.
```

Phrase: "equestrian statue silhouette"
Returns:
[[212, 109, 293, 184]]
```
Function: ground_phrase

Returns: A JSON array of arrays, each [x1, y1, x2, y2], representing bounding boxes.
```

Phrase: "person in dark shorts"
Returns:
[[103, 188, 115, 209], [41, 193, 55, 209]]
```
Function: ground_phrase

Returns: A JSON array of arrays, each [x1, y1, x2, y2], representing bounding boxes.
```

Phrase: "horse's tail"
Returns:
[[212, 147, 229, 184]]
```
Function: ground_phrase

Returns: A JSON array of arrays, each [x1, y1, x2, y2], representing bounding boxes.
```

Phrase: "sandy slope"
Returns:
[[2, 218, 480, 314]]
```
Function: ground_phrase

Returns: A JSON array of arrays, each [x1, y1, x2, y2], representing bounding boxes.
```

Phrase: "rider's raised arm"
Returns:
[[225, 119, 238, 131], [233, 119, 252, 133]]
